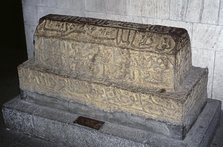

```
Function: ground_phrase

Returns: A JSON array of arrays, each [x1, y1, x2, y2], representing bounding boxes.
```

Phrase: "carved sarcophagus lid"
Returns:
[[34, 14, 192, 92]]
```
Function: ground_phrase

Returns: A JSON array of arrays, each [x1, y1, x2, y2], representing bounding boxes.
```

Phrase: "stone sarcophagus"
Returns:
[[3, 14, 221, 147]]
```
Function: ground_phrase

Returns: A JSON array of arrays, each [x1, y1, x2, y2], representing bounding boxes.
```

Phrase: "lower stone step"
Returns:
[[2, 97, 221, 147]]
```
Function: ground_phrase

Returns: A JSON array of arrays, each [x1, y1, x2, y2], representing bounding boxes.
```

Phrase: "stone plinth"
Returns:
[[18, 60, 207, 130], [2, 97, 221, 147], [2, 14, 220, 146], [34, 14, 192, 92], [17, 14, 207, 139]]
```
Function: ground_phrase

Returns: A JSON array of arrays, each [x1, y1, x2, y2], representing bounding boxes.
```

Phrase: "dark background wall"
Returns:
[[0, 0, 27, 76], [0, 0, 27, 126]]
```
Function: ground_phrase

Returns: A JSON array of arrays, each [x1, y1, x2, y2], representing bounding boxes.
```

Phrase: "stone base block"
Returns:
[[18, 59, 208, 129], [2, 97, 221, 147], [20, 91, 204, 139]]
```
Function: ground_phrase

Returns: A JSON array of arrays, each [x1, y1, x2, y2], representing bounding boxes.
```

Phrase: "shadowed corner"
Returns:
[[0, 0, 27, 128], [210, 109, 223, 147]]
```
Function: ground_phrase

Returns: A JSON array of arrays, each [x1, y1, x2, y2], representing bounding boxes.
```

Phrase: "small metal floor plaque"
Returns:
[[74, 116, 104, 130]]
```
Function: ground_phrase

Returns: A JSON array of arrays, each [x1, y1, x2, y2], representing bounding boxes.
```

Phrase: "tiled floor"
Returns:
[[0, 71, 222, 147]]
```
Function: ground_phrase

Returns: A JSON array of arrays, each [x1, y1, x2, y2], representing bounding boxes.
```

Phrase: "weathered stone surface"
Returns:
[[3, 13, 221, 147], [3, 97, 221, 147], [20, 89, 207, 139], [18, 59, 207, 126], [34, 14, 192, 92]]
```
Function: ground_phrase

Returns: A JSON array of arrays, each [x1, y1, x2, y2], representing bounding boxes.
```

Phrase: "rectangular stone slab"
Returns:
[[2, 97, 221, 147], [19, 90, 206, 139], [18, 59, 207, 129], [34, 14, 192, 92]]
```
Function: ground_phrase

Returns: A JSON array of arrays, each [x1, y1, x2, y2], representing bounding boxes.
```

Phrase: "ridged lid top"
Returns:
[[36, 14, 190, 55]]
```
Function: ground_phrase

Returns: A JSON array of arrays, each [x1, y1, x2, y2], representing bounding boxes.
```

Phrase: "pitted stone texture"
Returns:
[[18, 59, 207, 127], [20, 90, 204, 139], [2, 97, 221, 147], [34, 14, 192, 92]]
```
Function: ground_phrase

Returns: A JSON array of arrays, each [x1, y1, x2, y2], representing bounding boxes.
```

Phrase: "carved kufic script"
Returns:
[[34, 14, 192, 92], [39, 22, 176, 53], [18, 62, 183, 123], [18, 59, 208, 124], [35, 37, 174, 90], [36, 15, 190, 54]]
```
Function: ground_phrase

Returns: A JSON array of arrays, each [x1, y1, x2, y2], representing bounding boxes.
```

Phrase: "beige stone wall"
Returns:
[[21, 0, 223, 103]]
